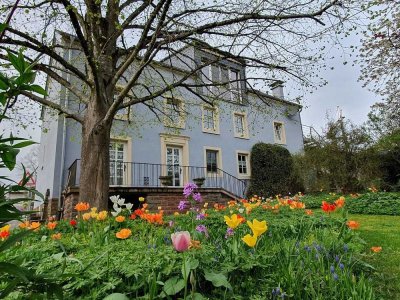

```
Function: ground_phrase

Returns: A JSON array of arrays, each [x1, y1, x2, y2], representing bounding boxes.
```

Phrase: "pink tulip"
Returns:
[[171, 231, 191, 252]]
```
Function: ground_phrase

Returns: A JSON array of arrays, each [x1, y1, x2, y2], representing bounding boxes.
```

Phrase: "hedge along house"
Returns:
[[35, 32, 304, 219]]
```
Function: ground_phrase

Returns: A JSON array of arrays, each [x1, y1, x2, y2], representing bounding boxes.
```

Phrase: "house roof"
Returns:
[[247, 88, 302, 108]]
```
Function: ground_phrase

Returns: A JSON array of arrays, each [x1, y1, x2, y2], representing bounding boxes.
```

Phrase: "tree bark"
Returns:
[[79, 98, 112, 211]]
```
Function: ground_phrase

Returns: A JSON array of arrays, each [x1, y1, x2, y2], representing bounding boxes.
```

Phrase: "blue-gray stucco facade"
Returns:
[[36, 35, 304, 201]]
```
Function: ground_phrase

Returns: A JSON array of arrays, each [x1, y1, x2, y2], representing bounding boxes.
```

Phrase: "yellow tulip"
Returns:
[[97, 210, 108, 221], [247, 219, 268, 237], [82, 213, 91, 221], [242, 234, 257, 247], [224, 214, 241, 229]]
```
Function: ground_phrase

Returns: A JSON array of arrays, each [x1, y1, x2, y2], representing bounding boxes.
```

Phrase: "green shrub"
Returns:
[[247, 143, 301, 197], [347, 192, 400, 215]]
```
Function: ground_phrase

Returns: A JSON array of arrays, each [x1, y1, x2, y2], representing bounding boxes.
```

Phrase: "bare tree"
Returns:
[[0, 0, 363, 209], [359, 0, 400, 132]]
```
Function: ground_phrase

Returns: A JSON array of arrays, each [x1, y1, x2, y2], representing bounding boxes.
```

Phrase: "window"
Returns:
[[164, 97, 185, 128], [202, 105, 219, 134], [206, 150, 218, 173], [204, 147, 222, 176], [273, 122, 286, 144], [199, 58, 242, 103], [109, 142, 125, 185], [230, 69, 242, 103], [199, 58, 212, 95], [233, 112, 249, 139], [236, 151, 251, 178]]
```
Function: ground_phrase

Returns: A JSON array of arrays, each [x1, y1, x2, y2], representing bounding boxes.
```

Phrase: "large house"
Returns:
[[36, 33, 304, 218]]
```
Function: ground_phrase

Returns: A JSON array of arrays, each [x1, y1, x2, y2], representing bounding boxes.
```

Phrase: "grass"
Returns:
[[349, 214, 400, 299]]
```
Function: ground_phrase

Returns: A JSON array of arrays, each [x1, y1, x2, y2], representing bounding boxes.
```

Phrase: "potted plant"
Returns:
[[193, 177, 205, 188], [159, 175, 173, 186]]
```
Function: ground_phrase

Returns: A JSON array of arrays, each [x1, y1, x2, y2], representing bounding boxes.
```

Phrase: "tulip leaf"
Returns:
[[204, 271, 232, 290], [103, 293, 129, 300], [163, 276, 185, 296], [182, 257, 199, 279]]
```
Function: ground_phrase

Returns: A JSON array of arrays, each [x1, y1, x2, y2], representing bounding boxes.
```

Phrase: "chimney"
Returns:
[[269, 80, 284, 99]]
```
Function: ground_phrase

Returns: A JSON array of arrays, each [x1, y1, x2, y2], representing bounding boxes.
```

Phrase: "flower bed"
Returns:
[[0, 187, 376, 299]]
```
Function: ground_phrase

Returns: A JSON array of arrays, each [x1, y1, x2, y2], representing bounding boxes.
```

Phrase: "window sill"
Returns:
[[234, 134, 249, 140], [238, 175, 251, 180], [202, 129, 220, 135]]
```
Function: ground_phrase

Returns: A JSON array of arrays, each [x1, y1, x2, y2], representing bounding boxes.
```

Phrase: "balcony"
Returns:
[[66, 159, 247, 199]]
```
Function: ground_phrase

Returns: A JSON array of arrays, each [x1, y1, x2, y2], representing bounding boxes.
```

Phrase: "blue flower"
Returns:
[[343, 244, 349, 252], [335, 255, 340, 262], [330, 265, 335, 274], [339, 263, 344, 270], [333, 273, 339, 281]]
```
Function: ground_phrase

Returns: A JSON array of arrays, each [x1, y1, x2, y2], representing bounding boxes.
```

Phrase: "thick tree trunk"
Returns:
[[79, 99, 112, 211]]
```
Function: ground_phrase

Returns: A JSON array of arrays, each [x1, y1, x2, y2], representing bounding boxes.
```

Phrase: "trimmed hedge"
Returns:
[[247, 143, 301, 197], [347, 192, 400, 215]]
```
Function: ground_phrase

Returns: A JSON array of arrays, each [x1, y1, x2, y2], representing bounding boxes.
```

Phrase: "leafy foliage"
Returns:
[[347, 192, 400, 216], [0, 201, 376, 299], [294, 119, 379, 193], [247, 143, 300, 197]]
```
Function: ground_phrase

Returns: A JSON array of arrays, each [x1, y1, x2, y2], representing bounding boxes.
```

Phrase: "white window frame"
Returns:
[[202, 105, 220, 134], [233, 111, 249, 139], [163, 97, 185, 129], [229, 69, 242, 103], [273, 121, 286, 144], [236, 150, 251, 179], [204, 146, 223, 177], [109, 136, 132, 186]]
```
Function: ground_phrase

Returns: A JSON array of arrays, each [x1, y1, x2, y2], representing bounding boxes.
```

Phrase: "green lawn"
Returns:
[[349, 214, 400, 299]]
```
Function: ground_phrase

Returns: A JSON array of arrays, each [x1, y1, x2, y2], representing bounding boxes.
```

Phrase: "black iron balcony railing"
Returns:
[[66, 159, 247, 198]]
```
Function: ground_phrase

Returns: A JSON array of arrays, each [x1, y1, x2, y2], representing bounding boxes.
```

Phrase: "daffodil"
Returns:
[[247, 219, 268, 237], [242, 234, 257, 247], [224, 214, 241, 229]]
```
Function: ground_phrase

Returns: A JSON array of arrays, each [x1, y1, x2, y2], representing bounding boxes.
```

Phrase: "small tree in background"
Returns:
[[247, 143, 299, 198], [294, 118, 379, 193]]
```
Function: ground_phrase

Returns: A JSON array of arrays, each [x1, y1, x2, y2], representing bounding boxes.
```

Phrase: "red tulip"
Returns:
[[321, 201, 336, 213], [70, 219, 77, 227], [171, 231, 191, 252]]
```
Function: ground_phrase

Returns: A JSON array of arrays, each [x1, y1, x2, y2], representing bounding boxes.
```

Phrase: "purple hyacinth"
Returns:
[[183, 182, 198, 197], [225, 227, 234, 239], [339, 263, 344, 270], [178, 200, 187, 210], [193, 192, 202, 202], [196, 213, 206, 220], [196, 224, 209, 237]]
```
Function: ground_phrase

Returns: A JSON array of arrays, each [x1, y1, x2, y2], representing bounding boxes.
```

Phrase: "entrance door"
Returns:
[[166, 146, 182, 186], [110, 142, 126, 185]]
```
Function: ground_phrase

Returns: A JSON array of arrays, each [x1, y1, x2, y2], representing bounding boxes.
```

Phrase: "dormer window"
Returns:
[[230, 69, 242, 103], [199, 58, 243, 103]]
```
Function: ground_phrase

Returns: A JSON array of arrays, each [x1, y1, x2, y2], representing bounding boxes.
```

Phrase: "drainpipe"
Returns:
[[57, 45, 71, 220]]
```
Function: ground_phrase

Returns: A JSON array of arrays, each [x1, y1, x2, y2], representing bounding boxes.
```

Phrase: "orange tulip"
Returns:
[[346, 220, 360, 230], [305, 209, 313, 215], [30, 222, 41, 231], [116, 228, 132, 239], [115, 216, 126, 223], [51, 233, 62, 240], [335, 197, 345, 208], [371, 246, 382, 253], [47, 222, 57, 230], [75, 202, 90, 212]]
